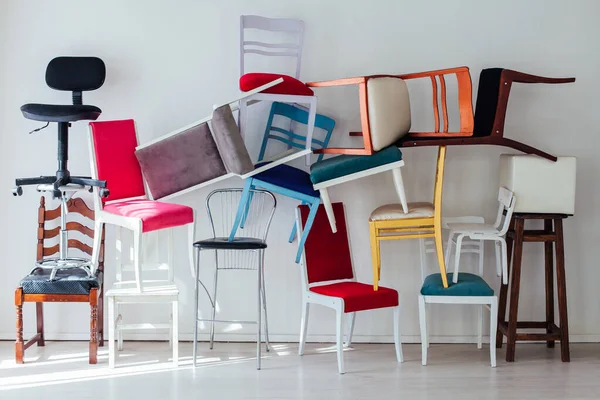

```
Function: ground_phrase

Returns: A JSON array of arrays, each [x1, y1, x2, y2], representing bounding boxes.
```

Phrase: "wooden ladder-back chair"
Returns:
[[16, 196, 105, 364]]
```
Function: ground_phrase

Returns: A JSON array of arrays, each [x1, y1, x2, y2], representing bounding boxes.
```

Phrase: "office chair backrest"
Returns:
[[46, 57, 106, 104], [89, 119, 146, 203], [298, 202, 354, 286]]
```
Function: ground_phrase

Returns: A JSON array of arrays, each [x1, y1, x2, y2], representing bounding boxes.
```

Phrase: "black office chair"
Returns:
[[13, 56, 108, 198]]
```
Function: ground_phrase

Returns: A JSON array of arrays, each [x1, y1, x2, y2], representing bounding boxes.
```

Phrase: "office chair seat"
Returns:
[[21, 103, 102, 123]]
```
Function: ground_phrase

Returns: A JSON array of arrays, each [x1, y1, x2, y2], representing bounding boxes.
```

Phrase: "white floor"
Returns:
[[1, 340, 599, 399]]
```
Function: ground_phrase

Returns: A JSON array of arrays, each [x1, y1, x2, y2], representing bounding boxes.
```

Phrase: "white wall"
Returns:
[[1, 0, 598, 344]]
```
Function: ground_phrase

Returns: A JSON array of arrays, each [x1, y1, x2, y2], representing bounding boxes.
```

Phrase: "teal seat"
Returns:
[[421, 273, 494, 297], [310, 145, 403, 185]]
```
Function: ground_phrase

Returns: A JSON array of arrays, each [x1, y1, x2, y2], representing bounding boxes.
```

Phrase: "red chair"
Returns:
[[296, 202, 403, 374], [88, 119, 195, 367]]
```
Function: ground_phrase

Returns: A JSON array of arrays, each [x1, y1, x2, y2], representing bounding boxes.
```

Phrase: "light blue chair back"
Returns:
[[257, 102, 336, 163]]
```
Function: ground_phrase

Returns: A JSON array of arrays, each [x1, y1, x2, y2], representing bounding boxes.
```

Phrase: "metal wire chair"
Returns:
[[193, 188, 276, 370]]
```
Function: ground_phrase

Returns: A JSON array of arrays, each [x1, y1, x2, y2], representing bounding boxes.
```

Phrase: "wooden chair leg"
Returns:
[[98, 285, 104, 347], [544, 219, 555, 348], [497, 217, 515, 349], [554, 218, 570, 362], [369, 222, 380, 290], [36, 302, 45, 347], [506, 218, 525, 362], [15, 288, 24, 364], [89, 288, 98, 364]]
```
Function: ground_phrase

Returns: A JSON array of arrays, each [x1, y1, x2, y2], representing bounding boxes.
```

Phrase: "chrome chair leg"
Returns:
[[261, 251, 270, 352], [193, 248, 201, 367]]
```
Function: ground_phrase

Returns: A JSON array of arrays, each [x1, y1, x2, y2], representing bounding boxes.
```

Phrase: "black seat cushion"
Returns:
[[19, 268, 102, 295], [194, 237, 267, 250], [21, 103, 102, 123]]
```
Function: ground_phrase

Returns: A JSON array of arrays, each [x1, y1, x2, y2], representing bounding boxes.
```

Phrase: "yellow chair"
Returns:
[[369, 146, 449, 289]]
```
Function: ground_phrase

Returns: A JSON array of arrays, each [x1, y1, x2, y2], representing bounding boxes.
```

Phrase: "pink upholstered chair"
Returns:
[[88, 119, 195, 367]]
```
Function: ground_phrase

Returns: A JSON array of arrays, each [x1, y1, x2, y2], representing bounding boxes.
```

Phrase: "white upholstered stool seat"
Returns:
[[370, 202, 433, 221]]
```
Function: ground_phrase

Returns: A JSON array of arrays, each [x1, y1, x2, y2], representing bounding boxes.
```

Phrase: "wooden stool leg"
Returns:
[[506, 218, 525, 362], [15, 288, 24, 364], [36, 302, 45, 347], [544, 219, 555, 348], [89, 288, 98, 364], [554, 219, 570, 362], [497, 218, 515, 349]]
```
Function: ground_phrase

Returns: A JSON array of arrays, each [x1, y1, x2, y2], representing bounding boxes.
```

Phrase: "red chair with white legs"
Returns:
[[88, 119, 196, 367], [296, 202, 403, 374]]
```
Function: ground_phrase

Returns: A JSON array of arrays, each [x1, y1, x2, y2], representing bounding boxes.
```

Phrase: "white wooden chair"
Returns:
[[239, 15, 317, 165], [296, 202, 403, 374], [88, 120, 196, 368], [446, 187, 516, 284]]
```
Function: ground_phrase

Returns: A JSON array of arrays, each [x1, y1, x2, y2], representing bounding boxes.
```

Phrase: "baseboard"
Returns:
[[2, 332, 599, 344]]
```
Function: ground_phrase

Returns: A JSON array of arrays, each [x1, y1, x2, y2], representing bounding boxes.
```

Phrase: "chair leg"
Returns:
[[229, 180, 253, 241], [261, 254, 270, 352], [256, 250, 263, 370], [393, 305, 403, 363], [209, 264, 219, 350], [418, 238, 427, 283], [499, 239, 508, 285], [418, 295, 428, 366], [239, 97, 248, 139], [434, 222, 448, 288], [117, 304, 123, 351], [544, 219, 555, 349], [345, 312, 356, 347], [445, 231, 454, 273], [115, 226, 122, 282], [494, 240, 502, 278], [36, 302, 45, 346], [193, 249, 201, 367], [452, 234, 464, 284], [133, 226, 143, 293], [477, 305, 483, 350], [369, 222, 381, 291], [336, 305, 345, 374], [172, 300, 179, 367], [15, 288, 24, 364], [188, 217, 197, 279], [295, 200, 320, 263], [319, 188, 337, 233], [298, 301, 310, 356], [391, 167, 408, 214], [289, 201, 308, 243], [490, 297, 498, 367], [554, 218, 570, 362], [89, 288, 98, 364], [91, 220, 104, 270], [304, 97, 317, 165], [108, 296, 116, 368], [479, 240, 485, 277]]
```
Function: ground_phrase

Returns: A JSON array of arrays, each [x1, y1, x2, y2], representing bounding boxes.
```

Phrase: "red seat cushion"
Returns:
[[103, 200, 194, 233], [239, 73, 314, 96], [310, 282, 398, 313]]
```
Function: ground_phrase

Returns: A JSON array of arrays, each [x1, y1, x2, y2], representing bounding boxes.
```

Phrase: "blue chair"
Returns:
[[230, 102, 335, 263]]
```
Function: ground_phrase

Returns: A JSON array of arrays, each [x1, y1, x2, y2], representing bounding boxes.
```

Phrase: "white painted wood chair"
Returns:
[[239, 15, 317, 165], [88, 120, 196, 368], [445, 187, 516, 284], [296, 202, 403, 374]]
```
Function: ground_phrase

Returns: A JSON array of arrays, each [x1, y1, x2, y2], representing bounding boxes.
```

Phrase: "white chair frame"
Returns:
[[295, 207, 403, 374], [418, 233, 498, 368], [446, 187, 516, 285], [239, 15, 316, 165], [88, 123, 196, 368]]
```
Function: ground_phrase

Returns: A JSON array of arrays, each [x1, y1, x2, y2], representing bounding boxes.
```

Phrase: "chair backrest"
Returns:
[[88, 119, 147, 204], [37, 196, 105, 271], [365, 77, 412, 152], [296, 202, 355, 289], [211, 105, 255, 175], [257, 102, 336, 163], [240, 15, 305, 79], [45, 57, 106, 105], [205, 188, 276, 270], [493, 187, 516, 235]]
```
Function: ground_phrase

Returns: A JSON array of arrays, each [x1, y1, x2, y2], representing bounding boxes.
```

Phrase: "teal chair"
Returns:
[[230, 102, 335, 263]]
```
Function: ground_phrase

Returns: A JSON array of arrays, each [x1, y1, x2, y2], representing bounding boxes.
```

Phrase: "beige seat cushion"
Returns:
[[367, 77, 411, 151], [370, 202, 433, 221]]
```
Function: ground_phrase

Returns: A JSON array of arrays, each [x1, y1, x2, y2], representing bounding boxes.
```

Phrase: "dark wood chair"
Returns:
[[15, 196, 105, 364], [397, 68, 575, 161]]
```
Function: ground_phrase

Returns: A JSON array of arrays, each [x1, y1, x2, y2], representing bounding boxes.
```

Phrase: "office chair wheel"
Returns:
[[99, 188, 110, 198], [12, 186, 23, 196]]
